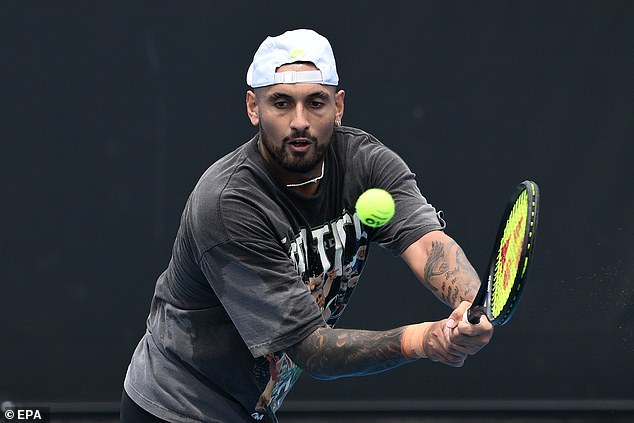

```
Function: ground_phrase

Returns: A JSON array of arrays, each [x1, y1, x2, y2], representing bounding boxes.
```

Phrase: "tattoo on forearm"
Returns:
[[423, 241, 446, 292], [455, 245, 480, 300], [288, 327, 413, 379], [423, 240, 480, 306]]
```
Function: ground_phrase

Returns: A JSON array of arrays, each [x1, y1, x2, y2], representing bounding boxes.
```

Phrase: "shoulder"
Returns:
[[187, 140, 289, 244], [333, 126, 402, 161], [332, 126, 412, 181], [334, 126, 384, 149]]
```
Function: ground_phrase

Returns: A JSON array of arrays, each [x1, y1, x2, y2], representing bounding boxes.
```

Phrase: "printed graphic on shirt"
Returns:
[[254, 210, 370, 420]]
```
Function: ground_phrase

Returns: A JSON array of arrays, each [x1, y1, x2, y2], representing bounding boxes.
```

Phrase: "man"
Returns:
[[122, 29, 493, 423]]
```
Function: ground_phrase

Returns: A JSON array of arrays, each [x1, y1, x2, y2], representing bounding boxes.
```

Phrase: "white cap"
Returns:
[[246, 29, 339, 88]]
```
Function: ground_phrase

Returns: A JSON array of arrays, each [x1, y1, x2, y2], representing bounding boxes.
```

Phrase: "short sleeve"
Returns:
[[360, 140, 444, 254], [188, 177, 325, 358], [199, 238, 325, 358]]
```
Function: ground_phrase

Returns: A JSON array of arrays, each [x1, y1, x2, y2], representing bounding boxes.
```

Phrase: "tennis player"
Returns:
[[121, 29, 493, 423]]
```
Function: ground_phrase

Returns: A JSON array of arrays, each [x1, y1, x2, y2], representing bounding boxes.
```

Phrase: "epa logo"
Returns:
[[4, 407, 49, 422]]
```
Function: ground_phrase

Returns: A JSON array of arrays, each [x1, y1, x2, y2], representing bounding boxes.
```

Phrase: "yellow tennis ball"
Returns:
[[355, 188, 395, 228]]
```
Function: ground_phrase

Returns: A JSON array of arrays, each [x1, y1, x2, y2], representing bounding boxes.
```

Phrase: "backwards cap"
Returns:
[[246, 29, 339, 88]]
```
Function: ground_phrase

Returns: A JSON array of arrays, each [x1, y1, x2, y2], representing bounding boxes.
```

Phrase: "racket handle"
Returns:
[[464, 307, 485, 325]]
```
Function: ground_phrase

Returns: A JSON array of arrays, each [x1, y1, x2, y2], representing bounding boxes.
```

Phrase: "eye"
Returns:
[[309, 100, 325, 108], [273, 100, 290, 108]]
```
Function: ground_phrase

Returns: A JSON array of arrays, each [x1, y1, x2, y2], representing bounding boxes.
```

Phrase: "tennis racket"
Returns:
[[465, 180, 540, 326]]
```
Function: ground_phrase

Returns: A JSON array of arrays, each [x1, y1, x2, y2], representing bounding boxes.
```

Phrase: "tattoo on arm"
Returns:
[[286, 326, 415, 380], [423, 241, 446, 292], [422, 240, 480, 307]]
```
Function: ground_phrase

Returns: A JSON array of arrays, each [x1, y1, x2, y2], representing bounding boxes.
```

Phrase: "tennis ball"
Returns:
[[355, 188, 395, 228]]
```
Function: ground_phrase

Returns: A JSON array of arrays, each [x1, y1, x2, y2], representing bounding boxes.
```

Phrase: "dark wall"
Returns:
[[2, 1, 633, 404]]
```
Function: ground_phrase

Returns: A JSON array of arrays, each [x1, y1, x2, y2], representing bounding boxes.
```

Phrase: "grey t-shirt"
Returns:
[[124, 126, 444, 422]]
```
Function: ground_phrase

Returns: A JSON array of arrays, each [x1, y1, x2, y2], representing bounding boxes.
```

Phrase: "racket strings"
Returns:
[[490, 190, 529, 318]]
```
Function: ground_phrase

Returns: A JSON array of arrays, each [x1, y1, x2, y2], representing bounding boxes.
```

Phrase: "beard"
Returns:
[[259, 124, 331, 174]]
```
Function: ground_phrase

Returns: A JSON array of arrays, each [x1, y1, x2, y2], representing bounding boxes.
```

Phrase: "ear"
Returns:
[[335, 89, 345, 125], [246, 90, 259, 126]]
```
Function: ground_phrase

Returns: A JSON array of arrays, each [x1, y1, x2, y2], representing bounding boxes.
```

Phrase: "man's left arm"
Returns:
[[401, 229, 480, 308], [401, 229, 493, 358]]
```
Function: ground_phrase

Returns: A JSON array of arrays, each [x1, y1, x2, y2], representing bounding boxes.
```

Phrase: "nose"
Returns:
[[290, 105, 310, 132]]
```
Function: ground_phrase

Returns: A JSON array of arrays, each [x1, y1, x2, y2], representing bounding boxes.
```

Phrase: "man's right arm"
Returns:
[[285, 304, 476, 380]]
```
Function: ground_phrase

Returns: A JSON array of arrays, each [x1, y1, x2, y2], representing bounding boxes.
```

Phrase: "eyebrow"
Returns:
[[267, 90, 332, 102]]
